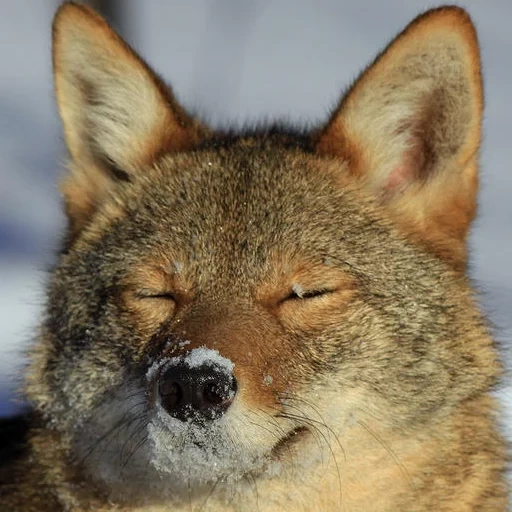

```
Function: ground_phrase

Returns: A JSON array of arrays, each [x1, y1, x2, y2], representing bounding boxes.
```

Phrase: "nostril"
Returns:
[[203, 381, 224, 405], [202, 377, 237, 407], [159, 379, 183, 409]]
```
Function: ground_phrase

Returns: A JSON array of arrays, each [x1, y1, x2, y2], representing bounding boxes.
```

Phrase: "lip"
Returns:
[[271, 426, 310, 460]]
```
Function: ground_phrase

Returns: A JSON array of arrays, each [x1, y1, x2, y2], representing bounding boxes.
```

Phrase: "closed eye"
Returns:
[[282, 286, 333, 302], [136, 290, 176, 301]]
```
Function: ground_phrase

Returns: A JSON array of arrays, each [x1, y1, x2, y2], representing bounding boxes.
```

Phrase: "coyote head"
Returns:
[[26, 3, 503, 508]]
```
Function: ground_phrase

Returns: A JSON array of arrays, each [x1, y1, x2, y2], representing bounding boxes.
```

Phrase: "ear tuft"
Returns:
[[316, 6, 483, 268]]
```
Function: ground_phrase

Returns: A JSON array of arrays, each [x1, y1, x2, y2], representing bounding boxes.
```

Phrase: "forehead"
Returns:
[[130, 137, 352, 243], [78, 134, 421, 300], [98, 134, 376, 289]]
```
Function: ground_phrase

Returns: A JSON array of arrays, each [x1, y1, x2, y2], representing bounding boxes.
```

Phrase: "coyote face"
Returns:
[[2, 3, 506, 511]]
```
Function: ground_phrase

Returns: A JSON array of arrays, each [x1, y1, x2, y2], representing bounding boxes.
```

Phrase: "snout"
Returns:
[[150, 348, 237, 422]]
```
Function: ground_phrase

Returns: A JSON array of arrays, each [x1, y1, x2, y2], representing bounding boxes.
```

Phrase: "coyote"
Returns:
[[0, 3, 508, 511]]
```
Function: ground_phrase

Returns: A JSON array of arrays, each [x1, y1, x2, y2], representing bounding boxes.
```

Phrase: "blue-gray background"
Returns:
[[0, 1, 510, 444]]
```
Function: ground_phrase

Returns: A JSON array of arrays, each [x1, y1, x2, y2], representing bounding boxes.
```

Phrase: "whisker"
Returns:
[[243, 410, 285, 442], [273, 399, 347, 463], [247, 472, 261, 512], [197, 474, 222, 512], [73, 379, 147, 469], [76, 405, 145, 467], [273, 395, 344, 507], [120, 417, 149, 468], [246, 419, 282, 441], [121, 428, 149, 472], [254, 408, 288, 436], [357, 419, 412, 487]]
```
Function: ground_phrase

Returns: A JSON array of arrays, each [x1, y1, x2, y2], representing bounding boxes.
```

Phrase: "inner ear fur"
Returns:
[[53, 2, 206, 237], [316, 7, 483, 268]]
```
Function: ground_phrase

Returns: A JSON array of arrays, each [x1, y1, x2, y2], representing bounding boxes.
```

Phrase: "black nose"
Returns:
[[158, 360, 237, 421]]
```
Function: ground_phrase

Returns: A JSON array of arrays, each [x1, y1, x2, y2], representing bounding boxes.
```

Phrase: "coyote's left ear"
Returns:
[[317, 7, 483, 268], [53, 2, 205, 236]]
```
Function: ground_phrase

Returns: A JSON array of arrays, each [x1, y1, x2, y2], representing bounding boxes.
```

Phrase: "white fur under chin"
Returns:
[[147, 404, 266, 489]]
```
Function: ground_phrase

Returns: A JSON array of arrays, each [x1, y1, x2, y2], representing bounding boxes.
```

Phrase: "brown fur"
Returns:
[[0, 3, 508, 511]]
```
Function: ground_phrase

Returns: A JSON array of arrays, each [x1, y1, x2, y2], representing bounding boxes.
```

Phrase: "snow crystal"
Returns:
[[148, 404, 264, 491], [146, 357, 168, 382], [146, 346, 234, 383], [263, 374, 273, 386], [292, 282, 305, 298], [323, 256, 334, 266], [172, 260, 184, 274], [183, 347, 234, 373]]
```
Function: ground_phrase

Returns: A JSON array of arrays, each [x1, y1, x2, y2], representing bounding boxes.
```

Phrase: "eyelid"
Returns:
[[281, 287, 334, 303], [135, 289, 176, 300]]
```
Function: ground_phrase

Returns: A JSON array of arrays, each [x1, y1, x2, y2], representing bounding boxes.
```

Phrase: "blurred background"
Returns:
[[0, 0, 510, 445]]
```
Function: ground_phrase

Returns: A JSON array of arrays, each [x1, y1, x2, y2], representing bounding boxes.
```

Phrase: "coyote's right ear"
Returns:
[[53, 2, 205, 236]]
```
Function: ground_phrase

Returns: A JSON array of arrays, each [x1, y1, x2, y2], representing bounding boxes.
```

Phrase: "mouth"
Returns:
[[145, 401, 313, 483], [271, 426, 310, 460], [74, 379, 316, 503]]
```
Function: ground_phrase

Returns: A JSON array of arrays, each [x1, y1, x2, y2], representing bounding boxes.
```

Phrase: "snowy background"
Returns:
[[0, 0, 510, 445]]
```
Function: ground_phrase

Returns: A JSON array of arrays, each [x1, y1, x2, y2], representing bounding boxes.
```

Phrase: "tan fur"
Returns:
[[1, 3, 508, 511], [316, 7, 482, 269], [53, 3, 206, 236]]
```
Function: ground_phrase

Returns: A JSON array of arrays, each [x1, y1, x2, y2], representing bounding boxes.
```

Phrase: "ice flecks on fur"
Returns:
[[147, 395, 262, 491], [146, 347, 235, 384], [291, 282, 305, 298], [145, 348, 250, 487], [184, 347, 235, 372]]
